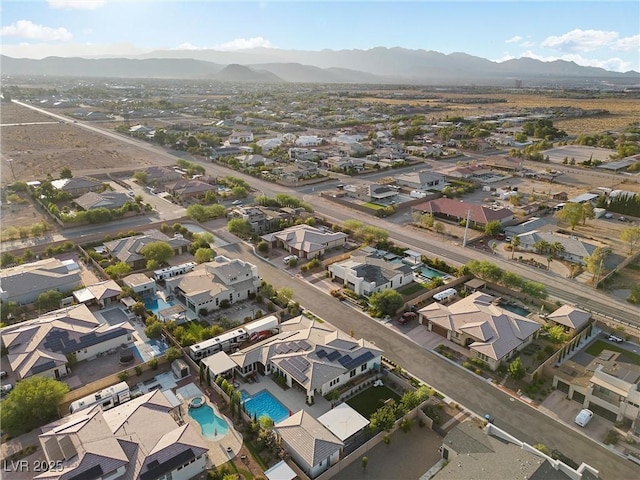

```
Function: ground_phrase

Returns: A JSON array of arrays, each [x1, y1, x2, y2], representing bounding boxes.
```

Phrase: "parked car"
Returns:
[[608, 335, 624, 343], [0, 371, 7, 379], [0, 384, 13, 396], [484, 413, 495, 424], [398, 312, 417, 324], [575, 409, 593, 427], [232, 200, 243, 205], [283, 255, 298, 264]]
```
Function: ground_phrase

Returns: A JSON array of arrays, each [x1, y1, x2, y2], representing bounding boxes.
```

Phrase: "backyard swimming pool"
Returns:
[[144, 297, 175, 315], [500, 302, 530, 317], [188, 404, 229, 440], [416, 266, 444, 280], [241, 389, 290, 424]]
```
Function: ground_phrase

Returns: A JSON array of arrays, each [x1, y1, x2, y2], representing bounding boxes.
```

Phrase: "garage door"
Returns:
[[431, 324, 449, 338], [588, 402, 618, 422], [572, 391, 585, 404], [556, 380, 570, 394]]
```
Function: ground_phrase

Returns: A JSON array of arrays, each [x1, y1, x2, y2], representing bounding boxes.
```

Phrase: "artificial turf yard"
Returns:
[[585, 339, 640, 365], [347, 385, 401, 419]]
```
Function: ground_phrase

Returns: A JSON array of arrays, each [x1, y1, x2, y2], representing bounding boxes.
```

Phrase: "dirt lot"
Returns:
[[0, 103, 166, 185], [0, 192, 54, 235]]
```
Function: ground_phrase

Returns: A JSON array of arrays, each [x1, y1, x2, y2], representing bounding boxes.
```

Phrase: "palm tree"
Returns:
[[550, 242, 565, 259], [547, 256, 553, 271], [510, 235, 521, 260], [490, 241, 497, 255], [533, 239, 550, 254]]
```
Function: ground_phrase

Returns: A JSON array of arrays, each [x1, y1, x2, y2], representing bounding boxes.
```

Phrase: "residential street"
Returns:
[[218, 239, 638, 480]]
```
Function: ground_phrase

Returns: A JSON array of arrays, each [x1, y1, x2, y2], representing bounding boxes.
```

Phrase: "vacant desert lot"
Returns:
[[0, 103, 165, 185]]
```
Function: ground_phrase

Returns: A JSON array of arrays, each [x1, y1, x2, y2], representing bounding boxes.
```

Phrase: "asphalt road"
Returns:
[[220, 240, 636, 480]]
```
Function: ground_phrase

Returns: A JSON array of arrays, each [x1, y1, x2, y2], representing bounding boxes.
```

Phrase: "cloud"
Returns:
[[505, 36, 523, 44], [541, 29, 619, 52], [0, 20, 72, 42], [173, 37, 273, 51], [215, 36, 272, 50], [612, 34, 640, 51], [47, 0, 106, 10], [496, 50, 633, 72], [520, 41, 535, 48]]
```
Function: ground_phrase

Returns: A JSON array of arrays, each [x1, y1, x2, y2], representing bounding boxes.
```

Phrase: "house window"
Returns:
[[360, 364, 367, 372], [350, 369, 356, 378]]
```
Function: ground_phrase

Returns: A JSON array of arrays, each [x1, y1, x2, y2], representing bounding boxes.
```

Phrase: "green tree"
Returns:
[[508, 357, 525, 380], [145, 320, 163, 339], [584, 247, 608, 282], [620, 226, 640, 254], [433, 222, 445, 238], [1, 300, 18, 322], [510, 235, 520, 260], [581, 202, 595, 225], [627, 285, 640, 304], [555, 202, 583, 230], [369, 289, 404, 317], [227, 218, 252, 237], [140, 241, 174, 266], [35, 290, 64, 311], [276, 287, 294, 306], [0, 376, 69, 436], [59, 167, 73, 179], [105, 261, 132, 279], [547, 325, 569, 343], [131, 301, 146, 316], [369, 405, 396, 432], [257, 240, 269, 254], [194, 247, 214, 264], [133, 171, 148, 184], [165, 346, 183, 363], [484, 220, 502, 236]]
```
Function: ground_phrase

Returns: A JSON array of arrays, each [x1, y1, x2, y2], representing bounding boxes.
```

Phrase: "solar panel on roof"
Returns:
[[338, 355, 352, 367], [342, 351, 375, 370], [326, 350, 342, 361], [298, 340, 311, 350], [316, 349, 327, 358]]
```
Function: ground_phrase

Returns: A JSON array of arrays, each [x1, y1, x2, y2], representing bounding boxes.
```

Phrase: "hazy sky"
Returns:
[[1, 1, 639, 72]]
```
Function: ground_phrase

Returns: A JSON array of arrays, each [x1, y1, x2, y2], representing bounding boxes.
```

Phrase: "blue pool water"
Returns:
[[144, 297, 175, 315], [500, 302, 530, 317], [241, 389, 290, 424], [417, 266, 443, 279], [188, 404, 229, 440]]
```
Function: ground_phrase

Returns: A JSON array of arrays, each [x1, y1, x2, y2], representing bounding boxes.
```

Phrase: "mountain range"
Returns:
[[2, 47, 638, 86]]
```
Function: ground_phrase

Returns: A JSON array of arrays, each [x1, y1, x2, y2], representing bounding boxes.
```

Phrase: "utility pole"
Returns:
[[462, 209, 472, 248]]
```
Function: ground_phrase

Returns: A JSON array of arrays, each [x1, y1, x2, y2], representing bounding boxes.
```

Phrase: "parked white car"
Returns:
[[283, 255, 298, 264], [608, 335, 624, 343], [575, 409, 593, 427], [0, 384, 13, 396]]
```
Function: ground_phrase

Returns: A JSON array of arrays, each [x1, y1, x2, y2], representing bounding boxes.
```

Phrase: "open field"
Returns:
[[0, 102, 168, 185], [354, 93, 639, 135]]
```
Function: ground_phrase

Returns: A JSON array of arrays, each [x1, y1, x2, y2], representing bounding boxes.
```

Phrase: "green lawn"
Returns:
[[182, 320, 208, 341], [362, 202, 384, 210], [585, 339, 640, 364], [347, 386, 401, 419], [398, 283, 426, 296]]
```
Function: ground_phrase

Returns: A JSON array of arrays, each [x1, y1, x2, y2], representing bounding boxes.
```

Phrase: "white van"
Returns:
[[575, 409, 593, 427]]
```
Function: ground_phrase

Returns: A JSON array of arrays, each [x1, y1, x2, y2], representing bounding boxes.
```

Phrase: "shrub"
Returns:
[[604, 430, 619, 445], [147, 358, 159, 370], [117, 371, 130, 382], [135, 365, 143, 376]]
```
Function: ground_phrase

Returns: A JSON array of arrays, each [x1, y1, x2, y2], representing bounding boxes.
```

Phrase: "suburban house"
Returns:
[[229, 314, 383, 404], [317, 402, 369, 453], [261, 225, 348, 259], [0, 304, 134, 380], [210, 146, 244, 159], [395, 170, 447, 191], [72, 279, 122, 308], [141, 166, 182, 186], [256, 137, 282, 152], [545, 305, 592, 336], [122, 273, 156, 297], [289, 148, 326, 162], [323, 156, 365, 172], [369, 184, 399, 202], [553, 349, 640, 430], [515, 231, 600, 265], [418, 291, 541, 370], [274, 410, 343, 479], [228, 130, 254, 144], [164, 179, 217, 201], [73, 191, 130, 211], [0, 257, 82, 305], [328, 253, 414, 296], [412, 198, 514, 228], [227, 206, 291, 234], [438, 421, 599, 480], [503, 217, 550, 238], [164, 256, 260, 315], [104, 230, 191, 270], [295, 135, 322, 147], [51, 177, 104, 197], [36, 390, 209, 480], [235, 154, 272, 167]]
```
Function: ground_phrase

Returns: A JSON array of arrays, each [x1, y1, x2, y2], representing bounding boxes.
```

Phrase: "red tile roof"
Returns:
[[412, 198, 513, 225]]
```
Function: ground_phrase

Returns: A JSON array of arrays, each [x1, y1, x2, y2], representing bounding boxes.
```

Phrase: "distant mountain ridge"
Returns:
[[2, 46, 638, 85]]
